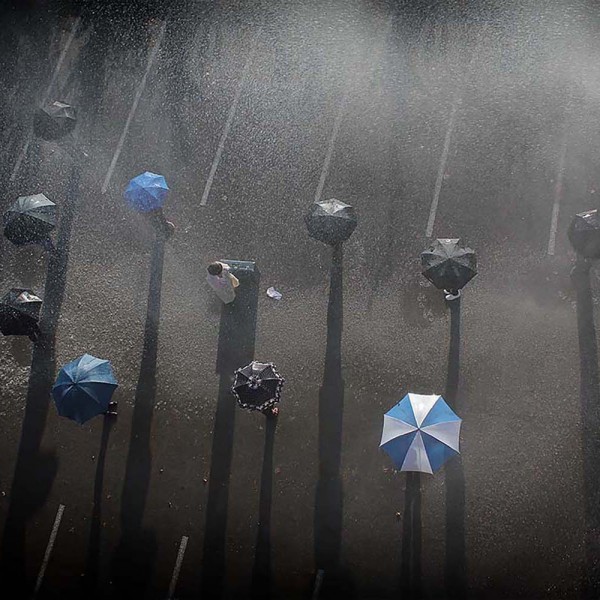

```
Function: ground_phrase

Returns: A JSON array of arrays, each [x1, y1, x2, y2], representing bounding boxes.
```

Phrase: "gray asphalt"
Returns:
[[1, 1, 600, 598]]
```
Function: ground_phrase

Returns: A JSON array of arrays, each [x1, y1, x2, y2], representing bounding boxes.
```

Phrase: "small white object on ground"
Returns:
[[267, 287, 282, 300]]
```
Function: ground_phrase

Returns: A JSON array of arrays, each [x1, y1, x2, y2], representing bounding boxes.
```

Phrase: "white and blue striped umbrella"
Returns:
[[380, 393, 461, 474]]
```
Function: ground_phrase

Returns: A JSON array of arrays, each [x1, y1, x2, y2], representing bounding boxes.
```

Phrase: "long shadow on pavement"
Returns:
[[109, 237, 165, 599], [201, 263, 260, 599], [400, 471, 422, 598], [571, 257, 600, 599], [314, 244, 356, 598], [82, 415, 114, 598], [251, 413, 277, 600], [0, 164, 80, 596], [444, 296, 467, 599]]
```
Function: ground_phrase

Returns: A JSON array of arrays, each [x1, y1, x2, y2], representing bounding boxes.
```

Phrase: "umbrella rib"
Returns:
[[71, 384, 109, 406], [420, 426, 460, 452]]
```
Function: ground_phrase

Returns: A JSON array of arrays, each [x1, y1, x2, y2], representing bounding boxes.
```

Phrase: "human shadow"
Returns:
[[201, 263, 260, 599], [314, 244, 353, 598], [82, 415, 114, 598], [444, 296, 467, 599], [0, 163, 80, 594], [250, 413, 277, 600], [571, 257, 600, 599], [400, 472, 422, 598], [109, 237, 165, 599]]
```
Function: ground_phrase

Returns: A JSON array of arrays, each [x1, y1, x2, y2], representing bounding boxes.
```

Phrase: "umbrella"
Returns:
[[305, 198, 357, 245], [232, 361, 284, 412], [3, 194, 56, 247], [0, 288, 42, 338], [421, 238, 477, 293], [124, 171, 169, 213], [568, 209, 600, 259], [380, 393, 461, 474], [52, 354, 118, 425], [33, 100, 76, 141]]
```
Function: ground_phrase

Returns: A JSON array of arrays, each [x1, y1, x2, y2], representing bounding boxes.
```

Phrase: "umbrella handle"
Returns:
[[444, 289, 461, 301]]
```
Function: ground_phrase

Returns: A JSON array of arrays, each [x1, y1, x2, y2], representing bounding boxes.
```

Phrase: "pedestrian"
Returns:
[[261, 403, 279, 417], [232, 361, 283, 418], [147, 207, 175, 239], [206, 261, 239, 304], [104, 400, 118, 417], [28, 322, 41, 343]]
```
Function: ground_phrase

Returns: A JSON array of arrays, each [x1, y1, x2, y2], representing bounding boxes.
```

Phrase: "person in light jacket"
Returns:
[[206, 261, 239, 304]]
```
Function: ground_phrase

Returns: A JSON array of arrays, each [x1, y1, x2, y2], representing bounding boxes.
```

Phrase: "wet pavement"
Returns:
[[1, 1, 600, 598]]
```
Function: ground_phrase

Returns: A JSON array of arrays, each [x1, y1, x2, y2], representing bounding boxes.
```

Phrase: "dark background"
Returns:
[[1, 0, 599, 598]]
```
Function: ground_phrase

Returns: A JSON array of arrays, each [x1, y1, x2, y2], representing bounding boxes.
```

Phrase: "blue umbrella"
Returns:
[[52, 354, 118, 424], [123, 171, 169, 213], [380, 393, 461, 474]]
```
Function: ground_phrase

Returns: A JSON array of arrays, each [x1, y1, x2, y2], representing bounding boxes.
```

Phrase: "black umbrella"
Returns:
[[421, 238, 477, 294], [305, 198, 357, 245], [3, 194, 56, 247], [0, 288, 42, 340], [568, 210, 600, 259], [33, 100, 76, 141], [232, 361, 284, 412]]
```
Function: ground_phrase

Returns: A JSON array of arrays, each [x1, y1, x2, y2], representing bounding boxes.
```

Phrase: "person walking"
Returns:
[[261, 404, 279, 417], [147, 207, 175, 239], [206, 261, 239, 304]]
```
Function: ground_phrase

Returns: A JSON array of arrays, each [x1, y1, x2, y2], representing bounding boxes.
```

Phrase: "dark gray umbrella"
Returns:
[[568, 210, 600, 259], [305, 198, 357, 245], [421, 238, 477, 294], [3, 194, 56, 247], [33, 100, 76, 141], [0, 288, 42, 340], [232, 361, 284, 412]]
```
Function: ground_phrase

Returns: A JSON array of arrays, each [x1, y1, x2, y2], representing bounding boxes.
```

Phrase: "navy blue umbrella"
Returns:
[[52, 354, 118, 424], [123, 171, 169, 213]]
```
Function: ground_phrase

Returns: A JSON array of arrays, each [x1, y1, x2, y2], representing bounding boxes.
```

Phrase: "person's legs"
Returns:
[[40, 237, 55, 252], [148, 208, 175, 239], [28, 324, 41, 342], [163, 218, 175, 238], [263, 404, 279, 417]]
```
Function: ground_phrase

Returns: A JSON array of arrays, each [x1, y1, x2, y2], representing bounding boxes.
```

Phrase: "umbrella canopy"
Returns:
[[421, 238, 477, 293], [52, 354, 118, 425], [33, 100, 76, 141], [380, 393, 461, 474], [0, 288, 42, 337], [124, 171, 169, 213], [3, 193, 56, 246], [232, 361, 284, 412], [305, 198, 357, 245], [568, 209, 600, 259]]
